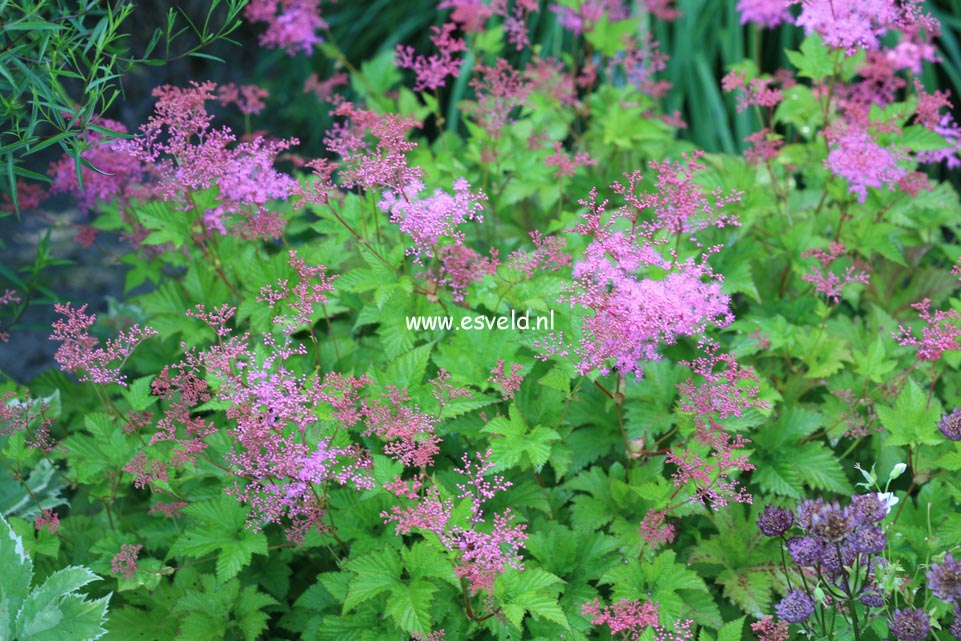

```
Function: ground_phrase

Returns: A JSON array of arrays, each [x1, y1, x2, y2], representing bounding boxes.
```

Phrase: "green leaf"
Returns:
[[935, 446, 961, 471], [538, 366, 571, 394], [794, 332, 851, 379], [794, 442, 854, 494], [385, 579, 437, 634], [169, 496, 268, 582], [877, 378, 943, 447], [482, 404, 560, 472], [585, 15, 641, 56], [385, 343, 433, 389], [852, 336, 897, 383], [122, 375, 156, 411], [343, 548, 402, 612], [1, 514, 33, 640], [235, 585, 277, 641], [786, 34, 835, 81], [16, 566, 107, 641], [497, 568, 569, 633]]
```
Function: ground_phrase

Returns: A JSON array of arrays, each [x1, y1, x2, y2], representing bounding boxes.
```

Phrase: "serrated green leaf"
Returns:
[[235, 585, 277, 641], [878, 378, 943, 447], [852, 336, 897, 383], [343, 549, 402, 612], [122, 375, 156, 412], [795, 442, 854, 494], [718, 616, 746, 641], [785, 34, 835, 81], [538, 367, 571, 394], [385, 579, 437, 634], [936, 448, 961, 471], [1, 514, 33, 640], [16, 566, 105, 640], [385, 343, 433, 388]]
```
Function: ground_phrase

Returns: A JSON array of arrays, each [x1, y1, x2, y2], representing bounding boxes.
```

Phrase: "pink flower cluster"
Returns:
[[379, 178, 486, 262], [383, 450, 528, 594], [559, 154, 740, 378], [257, 250, 338, 333], [670, 341, 765, 509], [440, 0, 539, 50], [550, 0, 632, 35], [142, 260, 379, 542], [462, 59, 532, 140], [801, 242, 871, 303], [51, 303, 158, 387], [737, 0, 792, 28], [507, 231, 572, 279], [545, 141, 597, 179], [218, 83, 270, 116], [244, 0, 326, 56], [361, 387, 442, 469], [47, 117, 142, 213], [752, 616, 790, 641], [0, 392, 55, 452], [396, 23, 467, 92], [436, 244, 499, 303], [118, 81, 300, 239], [894, 299, 961, 363], [824, 123, 905, 203], [325, 102, 423, 192], [111, 543, 142, 579], [722, 70, 788, 113], [303, 72, 349, 104], [582, 598, 660, 640], [0, 289, 21, 343], [793, 0, 934, 54], [639, 508, 677, 547], [34, 509, 60, 535], [488, 359, 524, 399]]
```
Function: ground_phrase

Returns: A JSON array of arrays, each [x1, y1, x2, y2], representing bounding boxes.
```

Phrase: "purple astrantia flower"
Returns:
[[775, 590, 815, 623], [928, 554, 961, 602], [849, 524, 886, 554], [850, 492, 895, 522], [758, 505, 794, 537], [888, 608, 931, 641], [820, 541, 857, 573], [805, 500, 858, 543], [938, 408, 961, 441], [860, 587, 885, 608], [950, 605, 961, 639], [786, 535, 823, 567]]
